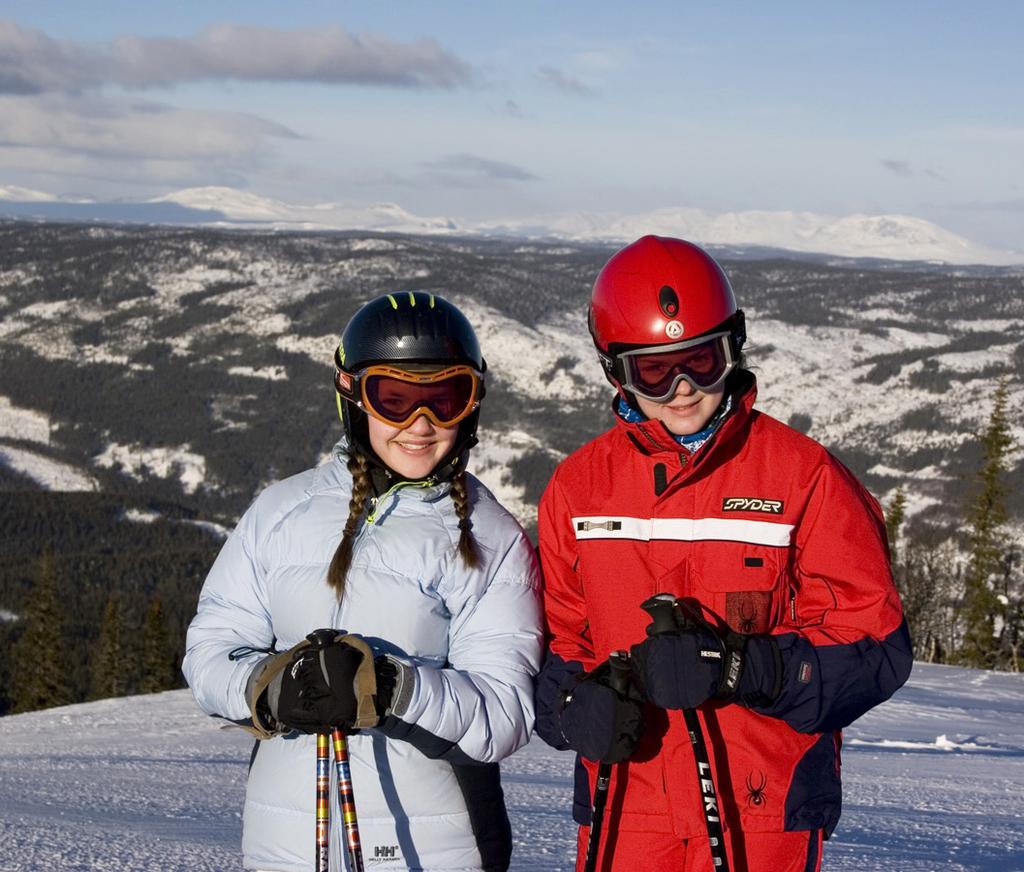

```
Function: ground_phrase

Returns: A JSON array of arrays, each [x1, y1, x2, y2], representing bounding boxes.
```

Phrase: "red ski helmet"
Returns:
[[589, 235, 745, 398]]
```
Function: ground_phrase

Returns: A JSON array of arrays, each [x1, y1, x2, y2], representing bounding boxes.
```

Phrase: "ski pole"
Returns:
[[582, 650, 632, 872], [316, 731, 331, 872], [332, 727, 365, 872], [641, 593, 730, 871], [305, 628, 366, 872]]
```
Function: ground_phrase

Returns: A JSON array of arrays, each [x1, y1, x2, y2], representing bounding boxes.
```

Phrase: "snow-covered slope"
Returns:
[[0, 663, 1021, 871]]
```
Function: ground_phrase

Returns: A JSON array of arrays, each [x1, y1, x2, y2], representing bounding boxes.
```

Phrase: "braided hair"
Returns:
[[326, 452, 373, 600], [326, 451, 481, 600], [449, 469, 480, 570]]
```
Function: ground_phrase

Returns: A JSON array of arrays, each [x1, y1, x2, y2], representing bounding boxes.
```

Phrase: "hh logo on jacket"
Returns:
[[369, 844, 401, 863]]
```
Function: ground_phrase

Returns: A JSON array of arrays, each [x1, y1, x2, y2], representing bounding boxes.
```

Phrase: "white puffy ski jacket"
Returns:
[[183, 443, 543, 872]]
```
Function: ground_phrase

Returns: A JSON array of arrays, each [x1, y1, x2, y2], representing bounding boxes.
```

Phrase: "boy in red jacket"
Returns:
[[535, 236, 912, 871]]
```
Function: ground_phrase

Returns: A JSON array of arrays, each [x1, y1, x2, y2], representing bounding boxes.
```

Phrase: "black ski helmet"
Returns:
[[333, 291, 486, 480]]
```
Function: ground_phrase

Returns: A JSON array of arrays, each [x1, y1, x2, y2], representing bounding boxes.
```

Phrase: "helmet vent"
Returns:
[[658, 285, 679, 317]]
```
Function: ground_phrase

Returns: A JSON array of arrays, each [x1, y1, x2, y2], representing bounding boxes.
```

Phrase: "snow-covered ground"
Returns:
[[0, 444, 97, 491], [93, 442, 208, 495], [0, 663, 1021, 871]]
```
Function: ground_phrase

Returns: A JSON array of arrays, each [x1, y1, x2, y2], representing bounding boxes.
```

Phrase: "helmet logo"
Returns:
[[658, 285, 680, 318], [665, 320, 684, 339]]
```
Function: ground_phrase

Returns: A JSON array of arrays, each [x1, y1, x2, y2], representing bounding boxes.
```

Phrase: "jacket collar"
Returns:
[[310, 437, 452, 503], [613, 371, 758, 464]]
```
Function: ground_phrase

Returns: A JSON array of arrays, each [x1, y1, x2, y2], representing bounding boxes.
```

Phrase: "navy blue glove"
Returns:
[[631, 616, 782, 711], [557, 659, 644, 764]]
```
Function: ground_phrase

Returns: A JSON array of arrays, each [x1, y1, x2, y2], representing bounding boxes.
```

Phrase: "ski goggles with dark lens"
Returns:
[[618, 332, 736, 402], [336, 364, 482, 429]]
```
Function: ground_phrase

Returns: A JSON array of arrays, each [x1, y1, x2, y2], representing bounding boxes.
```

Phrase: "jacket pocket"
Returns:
[[689, 543, 789, 634], [786, 571, 838, 629]]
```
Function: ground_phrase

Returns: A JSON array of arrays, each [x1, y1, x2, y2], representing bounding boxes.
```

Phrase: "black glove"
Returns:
[[264, 631, 385, 734], [557, 658, 644, 764], [631, 598, 782, 711]]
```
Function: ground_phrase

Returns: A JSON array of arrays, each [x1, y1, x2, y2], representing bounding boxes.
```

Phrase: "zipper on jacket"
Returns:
[[366, 478, 435, 524]]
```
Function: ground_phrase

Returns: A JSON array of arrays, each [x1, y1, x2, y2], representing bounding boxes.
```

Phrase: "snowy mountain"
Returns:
[[480, 207, 1022, 267], [150, 187, 459, 234], [1, 183, 1020, 265], [0, 185, 64, 203], [1, 662, 1021, 871]]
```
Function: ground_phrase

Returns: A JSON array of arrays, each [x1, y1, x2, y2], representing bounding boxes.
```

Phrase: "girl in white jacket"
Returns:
[[183, 292, 543, 872]]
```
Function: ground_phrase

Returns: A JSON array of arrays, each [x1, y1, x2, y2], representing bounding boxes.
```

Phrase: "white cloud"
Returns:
[[0, 95, 296, 160], [0, 20, 102, 94], [882, 159, 913, 177], [0, 20, 474, 94], [0, 94, 298, 187], [536, 65, 597, 97], [422, 153, 540, 188]]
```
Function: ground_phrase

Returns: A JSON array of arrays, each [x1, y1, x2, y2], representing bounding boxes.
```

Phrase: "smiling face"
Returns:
[[633, 379, 726, 436], [367, 411, 458, 480]]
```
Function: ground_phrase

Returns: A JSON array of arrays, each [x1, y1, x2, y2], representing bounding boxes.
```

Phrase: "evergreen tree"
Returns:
[[10, 549, 72, 713], [959, 380, 1013, 668], [90, 594, 126, 700], [884, 486, 907, 564], [141, 597, 179, 693]]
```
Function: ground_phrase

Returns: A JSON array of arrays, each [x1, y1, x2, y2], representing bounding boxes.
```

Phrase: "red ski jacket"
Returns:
[[535, 375, 912, 840]]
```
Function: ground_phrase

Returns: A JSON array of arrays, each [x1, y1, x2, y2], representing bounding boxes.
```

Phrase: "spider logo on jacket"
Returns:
[[745, 771, 768, 807], [736, 601, 758, 634]]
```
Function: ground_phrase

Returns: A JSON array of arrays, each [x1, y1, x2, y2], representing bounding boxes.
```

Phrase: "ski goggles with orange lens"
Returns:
[[336, 364, 483, 428], [618, 332, 736, 403]]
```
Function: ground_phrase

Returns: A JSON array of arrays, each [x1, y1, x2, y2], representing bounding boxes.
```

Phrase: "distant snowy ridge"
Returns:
[[149, 186, 457, 233], [0, 184, 71, 203], [2, 183, 1020, 266], [481, 207, 1021, 266]]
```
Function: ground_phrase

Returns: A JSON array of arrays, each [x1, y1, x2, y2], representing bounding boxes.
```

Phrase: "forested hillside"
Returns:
[[1, 221, 1021, 711]]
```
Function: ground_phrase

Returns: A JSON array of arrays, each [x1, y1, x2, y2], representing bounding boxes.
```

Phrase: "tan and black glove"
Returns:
[[246, 630, 385, 738]]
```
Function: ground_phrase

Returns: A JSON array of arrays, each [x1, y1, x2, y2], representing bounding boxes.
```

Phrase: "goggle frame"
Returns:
[[615, 331, 736, 403], [335, 363, 483, 429]]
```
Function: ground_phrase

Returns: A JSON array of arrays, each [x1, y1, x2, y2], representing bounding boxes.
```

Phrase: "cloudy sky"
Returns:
[[1, 1, 1022, 248]]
